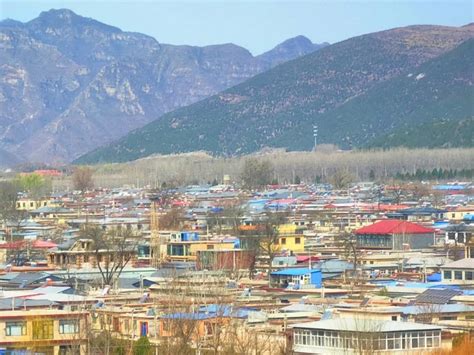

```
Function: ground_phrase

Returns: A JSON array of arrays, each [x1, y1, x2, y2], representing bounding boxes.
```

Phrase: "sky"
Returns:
[[1, 0, 472, 54]]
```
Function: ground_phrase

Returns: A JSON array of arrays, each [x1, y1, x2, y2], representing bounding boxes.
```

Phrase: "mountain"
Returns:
[[0, 147, 21, 168], [258, 35, 329, 67], [0, 9, 326, 165], [76, 24, 474, 164], [276, 38, 474, 149]]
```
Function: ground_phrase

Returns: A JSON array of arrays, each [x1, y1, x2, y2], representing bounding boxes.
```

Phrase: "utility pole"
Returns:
[[313, 124, 318, 151]]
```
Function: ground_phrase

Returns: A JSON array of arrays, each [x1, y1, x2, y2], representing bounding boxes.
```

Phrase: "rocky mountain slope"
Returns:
[[0, 9, 327, 165], [76, 24, 474, 164]]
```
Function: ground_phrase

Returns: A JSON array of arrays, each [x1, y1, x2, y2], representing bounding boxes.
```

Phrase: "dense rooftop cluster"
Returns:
[[0, 177, 473, 353]]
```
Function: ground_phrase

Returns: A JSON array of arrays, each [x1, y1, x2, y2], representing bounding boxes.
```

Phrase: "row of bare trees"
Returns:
[[81, 147, 474, 188]]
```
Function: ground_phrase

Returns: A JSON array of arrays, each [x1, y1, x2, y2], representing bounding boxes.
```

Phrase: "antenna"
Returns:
[[313, 124, 318, 151]]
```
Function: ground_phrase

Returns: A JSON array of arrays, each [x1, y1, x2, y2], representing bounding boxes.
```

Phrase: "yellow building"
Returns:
[[276, 224, 305, 252], [16, 198, 55, 211], [165, 240, 236, 262], [446, 207, 474, 221], [0, 309, 88, 355]]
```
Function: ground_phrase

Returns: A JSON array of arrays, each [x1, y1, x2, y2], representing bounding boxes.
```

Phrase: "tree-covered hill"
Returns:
[[76, 25, 474, 164]]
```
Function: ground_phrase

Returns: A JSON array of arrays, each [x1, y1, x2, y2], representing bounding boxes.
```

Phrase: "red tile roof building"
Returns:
[[355, 220, 435, 250]]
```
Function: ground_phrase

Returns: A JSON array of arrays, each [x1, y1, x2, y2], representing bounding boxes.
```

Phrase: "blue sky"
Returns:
[[1, 1, 472, 54]]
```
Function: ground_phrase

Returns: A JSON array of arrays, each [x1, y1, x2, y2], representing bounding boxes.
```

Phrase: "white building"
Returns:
[[441, 258, 474, 284], [292, 318, 443, 354]]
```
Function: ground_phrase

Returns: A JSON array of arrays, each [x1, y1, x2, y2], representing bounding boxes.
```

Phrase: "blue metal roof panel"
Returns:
[[271, 268, 321, 276]]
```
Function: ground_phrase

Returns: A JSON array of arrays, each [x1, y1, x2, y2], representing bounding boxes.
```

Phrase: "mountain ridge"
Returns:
[[0, 9, 327, 165], [75, 23, 474, 164]]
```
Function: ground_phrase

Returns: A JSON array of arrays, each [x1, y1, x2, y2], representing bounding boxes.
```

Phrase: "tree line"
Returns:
[[395, 168, 473, 181], [82, 147, 474, 189]]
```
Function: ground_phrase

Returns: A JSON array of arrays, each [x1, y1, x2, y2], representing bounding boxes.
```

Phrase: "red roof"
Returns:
[[355, 220, 434, 235], [296, 256, 320, 263], [32, 240, 57, 249], [0, 240, 57, 249]]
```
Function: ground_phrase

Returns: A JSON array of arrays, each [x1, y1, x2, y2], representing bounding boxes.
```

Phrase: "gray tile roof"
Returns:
[[441, 258, 474, 270]]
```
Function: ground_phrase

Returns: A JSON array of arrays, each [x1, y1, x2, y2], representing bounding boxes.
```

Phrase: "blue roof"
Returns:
[[198, 305, 253, 318], [271, 268, 321, 276], [401, 304, 474, 315], [163, 305, 252, 320], [161, 312, 214, 320], [433, 185, 466, 190]]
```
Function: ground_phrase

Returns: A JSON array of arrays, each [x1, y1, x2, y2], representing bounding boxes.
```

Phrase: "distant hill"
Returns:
[[0, 9, 326, 165], [277, 38, 474, 149], [76, 24, 474, 164]]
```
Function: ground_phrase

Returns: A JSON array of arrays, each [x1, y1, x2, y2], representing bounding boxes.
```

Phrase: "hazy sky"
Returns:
[[1, 0, 472, 54]]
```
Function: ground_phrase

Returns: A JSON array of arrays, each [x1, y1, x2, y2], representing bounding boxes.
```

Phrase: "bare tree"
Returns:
[[410, 182, 430, 201], [251, 212, 288, 277], [0, 181, 29, 264], [72, 166, 94, 193], [159, 208, 183, 230], [330, 169, 354, 190], [240, 158, 274, 190], [79, 225, 138, 286], [341, 232, 363, 288], [0, 181, 20, 224], [414, 303, 442, 324]]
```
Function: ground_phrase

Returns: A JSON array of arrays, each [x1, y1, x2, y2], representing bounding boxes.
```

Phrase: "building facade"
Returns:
[[0, 310, 88, 355], [292, 319, 443, 354]]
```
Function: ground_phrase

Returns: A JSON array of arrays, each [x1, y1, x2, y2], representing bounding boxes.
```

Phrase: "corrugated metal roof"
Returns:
[[355, 220, 435, 235], [415, 288, 462, 304], [271, 268, 321, 276]]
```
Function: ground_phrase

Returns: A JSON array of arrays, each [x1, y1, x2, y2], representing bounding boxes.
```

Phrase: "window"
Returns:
[[59, 320, 80, 334], [391, 316, 398, 321], [113, 317, 120, 332], [140, 322, 148, 337], [6, 321, 27, 336], [419, 335, 425, 347], [465, 271, 473, 280], [443, 270, 452, 279], [295, 237, 301, 244], [454, 271, 463, 280], [59, 345, 80, 355], [206, 245, 214, 250], [281, 238, 286, 245], [33, 320, 54, 339]]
